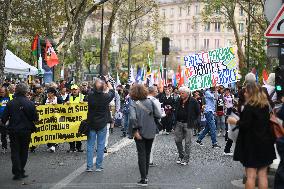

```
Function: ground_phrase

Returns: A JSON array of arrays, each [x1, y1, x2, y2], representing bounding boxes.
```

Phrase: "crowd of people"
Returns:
[[0, 73, 284, 188]]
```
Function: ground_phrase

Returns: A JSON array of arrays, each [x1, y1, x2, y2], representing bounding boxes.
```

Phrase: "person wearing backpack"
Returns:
[[129, 84, 162, 186]]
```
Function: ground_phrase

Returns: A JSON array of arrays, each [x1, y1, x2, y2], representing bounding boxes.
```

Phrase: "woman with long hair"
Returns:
[[233, 83, 276, 189], [129, 84, 162, 186]]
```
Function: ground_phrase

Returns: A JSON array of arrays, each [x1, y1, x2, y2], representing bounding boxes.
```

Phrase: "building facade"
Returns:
[[155, 0, 246, 65]]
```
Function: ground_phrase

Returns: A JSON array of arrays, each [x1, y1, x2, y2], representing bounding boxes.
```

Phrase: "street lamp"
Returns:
[[99, 4, 104, 76]]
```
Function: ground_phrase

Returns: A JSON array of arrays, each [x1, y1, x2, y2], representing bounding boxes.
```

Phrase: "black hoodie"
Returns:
[[87, 89, 115, 131]]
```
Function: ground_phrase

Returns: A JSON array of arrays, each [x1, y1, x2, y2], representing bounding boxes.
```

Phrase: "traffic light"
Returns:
[[275, 66, 284, 98]]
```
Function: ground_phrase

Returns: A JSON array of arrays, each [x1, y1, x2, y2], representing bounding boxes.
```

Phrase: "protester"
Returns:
[[8, 84, 15, 99], [216, 86, 226, 137], [86, 77, 115, 172], [233, 83, 276, 189], [121, 89, 131, 138], [192, 91, 204, 136], [175, 86, 200, 165], [59, 87, 68, 101], [0, 87, 11, 153], [196, 87, 221, 148], [274, 95, 284, 189], [45, 87, 63, 152], [1, 83, 38, 180], [147, 86, 163, 167], [32, 84, 45, 106], [66, 84, 86, 153], [263, 73, 277, 103], [160, 87, 175, 134], [129, 84, 162, 186]]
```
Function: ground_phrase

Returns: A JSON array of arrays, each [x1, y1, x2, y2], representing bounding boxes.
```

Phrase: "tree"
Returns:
[[11, 0, 66, 39], [237, 0, 277, 75], [82, 37, 100, 73], [101, 0, 126, 75], [57, 0, 109, 83], [116, 0, 160, 74], [202, 0, 246, 70], [0, 0, 12, 84]]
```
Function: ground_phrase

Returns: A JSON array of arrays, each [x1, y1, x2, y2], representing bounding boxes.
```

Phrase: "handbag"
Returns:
[[227, 112, 240, 142], [270, 113, 284, 139], [78, 120, 89, 135]]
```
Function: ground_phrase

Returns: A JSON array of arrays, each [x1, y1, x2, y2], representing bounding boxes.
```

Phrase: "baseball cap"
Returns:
[[71, 84, 79, 90]]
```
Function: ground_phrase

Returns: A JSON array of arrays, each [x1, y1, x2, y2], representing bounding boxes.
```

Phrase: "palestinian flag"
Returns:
[[31, 35, 39, 56]]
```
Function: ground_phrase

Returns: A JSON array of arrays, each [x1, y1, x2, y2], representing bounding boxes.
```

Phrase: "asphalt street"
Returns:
[[0, 128, 244, 189]]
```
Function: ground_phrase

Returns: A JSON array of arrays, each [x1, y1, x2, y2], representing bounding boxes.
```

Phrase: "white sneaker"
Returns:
[[49, 146, 56, 153], [180, 160, 189, 166], [223, 152, 233, 156], [86, 168, 93, 172], [176, 158, 183, 164], [95, 168, 103, 172]]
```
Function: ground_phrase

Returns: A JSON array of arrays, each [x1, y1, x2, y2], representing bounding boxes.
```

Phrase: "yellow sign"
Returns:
[[30, 103, 88, 146]]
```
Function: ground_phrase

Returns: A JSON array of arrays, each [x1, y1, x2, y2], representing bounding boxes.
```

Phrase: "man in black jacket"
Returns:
[[174, 86, 200, 166], [86, 77, 115, 172], [1, 83, 38, 180]]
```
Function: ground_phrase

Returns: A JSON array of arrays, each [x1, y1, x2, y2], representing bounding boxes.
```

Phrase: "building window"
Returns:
[[171, 8, 174, 16], [187, 23, 190, 32], [194, 37, 198, 50], [170, 24, 174, 33], [227, 25, 232, 32], [186, 39, 189, 48], [214, 39, 220, 48], [239, 7, 244, 16], [195, 4, 199, 14], [187, 6, 190, 15], [227, 39, 233, 46], [215, 22, 221, 32], [178, 23, 182, 32], [194, 22, 198, 32], [204, 39, 210, 50], [178, 39, 181, 49], [162, 9, 166, 19], [238, 23, 244, 33], [179, 7, 182, 17], [204, 22, 210, 32]]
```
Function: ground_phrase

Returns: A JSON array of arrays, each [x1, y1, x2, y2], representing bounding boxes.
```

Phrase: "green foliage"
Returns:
[[11, 0, 66, 39], [62, 37, 100, 73], [119, 42, 155, 68], [7, 40, 32, 64]]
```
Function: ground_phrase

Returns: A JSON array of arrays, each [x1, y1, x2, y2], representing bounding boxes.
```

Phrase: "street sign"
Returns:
[[264, 0, 282, 22], [265, 4, 284, 38]]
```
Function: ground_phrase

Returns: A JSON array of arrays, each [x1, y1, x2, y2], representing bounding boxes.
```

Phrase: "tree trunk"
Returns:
[[74, 17, 87, 83], [230, 16, 246, 70], [0, 0, 12, 84], [102, 2, 120, 75]]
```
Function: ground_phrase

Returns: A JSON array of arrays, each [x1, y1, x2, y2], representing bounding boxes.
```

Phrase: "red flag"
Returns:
[[45, 39, 59, 68], [178, 69, 184, 87], [262, 69, 269, 81], [31, 35, 38, 56]]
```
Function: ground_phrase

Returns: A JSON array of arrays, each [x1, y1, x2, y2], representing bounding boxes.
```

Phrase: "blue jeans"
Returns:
[[124, 113, 131, 137], [198, 111, 217, 145], [87, 127, 107, 169]]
